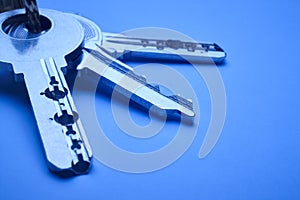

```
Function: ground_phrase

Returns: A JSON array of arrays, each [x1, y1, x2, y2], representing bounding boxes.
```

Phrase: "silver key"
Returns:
[[70, 14, 195, 122], [80, 44, 195, 121], [67, 14, 226, 64], [102, 32, 226, 63], [0, 6, 223, 175], [0, 9, 92, 175]]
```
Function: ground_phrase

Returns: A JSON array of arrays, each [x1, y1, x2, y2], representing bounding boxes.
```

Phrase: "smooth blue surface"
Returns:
[[0, 0, 300, 199]]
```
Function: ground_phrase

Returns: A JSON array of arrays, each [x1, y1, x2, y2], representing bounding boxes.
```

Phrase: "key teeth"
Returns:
[[126, 71, 147, 84], [101, 47, 118, 58], [169, 94, 193, 110], [150, 84, 161, 92]]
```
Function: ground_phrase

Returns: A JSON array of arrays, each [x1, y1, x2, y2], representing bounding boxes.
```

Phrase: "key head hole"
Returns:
[[2, 14, 51, 39]]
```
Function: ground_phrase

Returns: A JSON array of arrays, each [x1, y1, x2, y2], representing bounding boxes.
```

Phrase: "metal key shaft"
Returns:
[[79, 44, 195, 121], [102, 33, 226, 63]]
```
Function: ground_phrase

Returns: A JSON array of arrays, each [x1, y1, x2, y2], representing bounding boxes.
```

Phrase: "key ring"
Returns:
[[0, 0, 42, 33], [0, 0, 24, 13]]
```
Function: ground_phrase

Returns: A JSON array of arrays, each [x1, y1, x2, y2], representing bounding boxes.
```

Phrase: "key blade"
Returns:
[[78, 43, 195, 122], [102, 32, 226, 63], [12, 59, 92, 174], [0, 9, 92, 175]]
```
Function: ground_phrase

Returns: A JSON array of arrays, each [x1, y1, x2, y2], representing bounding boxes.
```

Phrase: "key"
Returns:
[[69, 14, 195, 122], [0, 6, 223, 175], [66, 14, 226, 64], [0, 9, 92, 175], [102, 32, 226, 63], [80, 44, 195, 122]]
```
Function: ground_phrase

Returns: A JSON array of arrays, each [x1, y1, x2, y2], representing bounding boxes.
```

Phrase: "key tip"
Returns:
[[72, 161, 91, 174]]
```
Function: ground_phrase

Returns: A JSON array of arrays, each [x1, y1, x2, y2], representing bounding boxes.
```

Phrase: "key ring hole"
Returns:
[[2, 14, 51, 39]]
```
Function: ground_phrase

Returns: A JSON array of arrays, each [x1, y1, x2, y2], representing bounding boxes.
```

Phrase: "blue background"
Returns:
[[0, 0, 300, 199]]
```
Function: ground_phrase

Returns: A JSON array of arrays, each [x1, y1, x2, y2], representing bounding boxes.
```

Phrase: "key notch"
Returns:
[[54, 110, 79, 126], [41, 86, 68, 101]]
